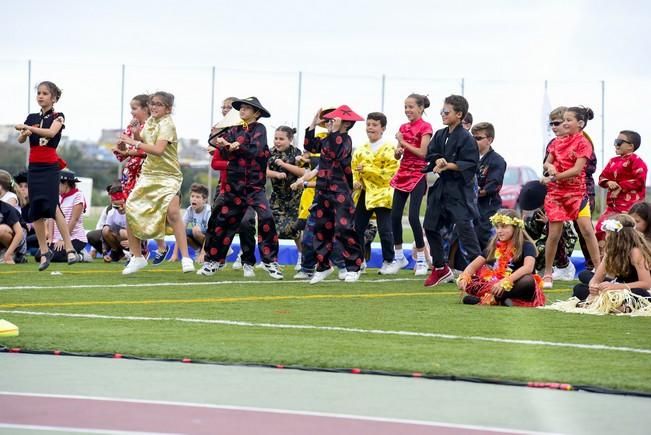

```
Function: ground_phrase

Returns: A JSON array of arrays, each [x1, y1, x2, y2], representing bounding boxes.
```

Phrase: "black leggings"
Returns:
[[391, 177, 426, 249], [497, 274, 536, 302]]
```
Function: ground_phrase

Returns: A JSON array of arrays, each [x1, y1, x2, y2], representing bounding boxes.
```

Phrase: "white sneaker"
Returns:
[[122, 256, 147, 275], [414, 261, 429, 276], [293, 270, 314, 280], [295, 253, 302, 271], [338, 268, 347, 280], [196, 261, 221, 276], [543, 276, 554, 289], [232, 252, 243, 269], [82, 251, 93, 262], [378, 260, 401, 275], [181, 257, 195, 273], [310, 267, 334, 284], [263, 262, 283, 280], [396, 256, 409, 269], [243, 264, 255, 278], [552, 262, 576, 281], [344, 271, 360, 282], [360, 261, 367, 274]]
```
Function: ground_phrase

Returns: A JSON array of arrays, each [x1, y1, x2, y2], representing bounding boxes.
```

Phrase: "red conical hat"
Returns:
[[322, 105, 364, 122]]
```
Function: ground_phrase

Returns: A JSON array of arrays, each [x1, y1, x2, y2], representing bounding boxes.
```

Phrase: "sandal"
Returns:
[[67, 250, 81, 265], [38, 249, 54, 272], [542, 274, 553, 289]]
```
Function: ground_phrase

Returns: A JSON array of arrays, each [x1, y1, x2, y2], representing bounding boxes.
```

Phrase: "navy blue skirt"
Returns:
[[28, 163, 60, 221]]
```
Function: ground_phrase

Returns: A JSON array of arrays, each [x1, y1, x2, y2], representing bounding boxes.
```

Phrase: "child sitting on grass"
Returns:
[[456, 209, 546, 307], [170, 183, 210, 263], [546, 214, 651, 315]]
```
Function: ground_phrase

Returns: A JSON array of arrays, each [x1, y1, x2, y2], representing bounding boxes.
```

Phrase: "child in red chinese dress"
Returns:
[[540, 106, 601, 288], [595, 130, 647, 244]]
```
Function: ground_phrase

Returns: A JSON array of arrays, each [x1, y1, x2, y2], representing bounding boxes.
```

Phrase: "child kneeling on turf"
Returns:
[[456, 209, 546, 307], [170, 183, 210, 263]]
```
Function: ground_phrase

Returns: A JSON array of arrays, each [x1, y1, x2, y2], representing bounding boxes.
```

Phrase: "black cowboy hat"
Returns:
[[13, 170, 28, 184], [231, 96, 271, 118], [60, 170, 81, 183], [518, 180, 547, 211]]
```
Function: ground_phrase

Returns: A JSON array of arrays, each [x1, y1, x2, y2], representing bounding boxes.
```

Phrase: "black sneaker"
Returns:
[[462, 295, 481, 305], [152, 246, 169, 266]]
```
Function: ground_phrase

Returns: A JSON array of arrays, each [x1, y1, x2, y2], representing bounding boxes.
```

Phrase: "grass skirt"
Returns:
[[542, 290, 651, 316]]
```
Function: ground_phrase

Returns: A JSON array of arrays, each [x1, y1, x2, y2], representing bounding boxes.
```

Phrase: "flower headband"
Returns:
[[490, 213, 525, 228], [601, 219, 623, 233]]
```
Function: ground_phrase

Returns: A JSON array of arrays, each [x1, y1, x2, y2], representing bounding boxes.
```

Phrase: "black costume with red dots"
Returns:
[[204, 122, 279, 264], [304, 128, 362, 272]]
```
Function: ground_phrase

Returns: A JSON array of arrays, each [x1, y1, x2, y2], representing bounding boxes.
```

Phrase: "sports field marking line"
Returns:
[[0, 288, 573, 309], [1, 309, 649, 355], [0, 291, 446, 309], [0, 277, 424, 291], [0, 392, 558, 435], [0, 423, 168, 434]]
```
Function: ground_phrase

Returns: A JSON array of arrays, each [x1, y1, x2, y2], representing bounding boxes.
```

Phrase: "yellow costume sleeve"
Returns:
[[157, 117, 177, 143]]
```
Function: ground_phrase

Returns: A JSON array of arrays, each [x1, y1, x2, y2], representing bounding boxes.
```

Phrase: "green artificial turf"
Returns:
[[1, 262, 650, 393]]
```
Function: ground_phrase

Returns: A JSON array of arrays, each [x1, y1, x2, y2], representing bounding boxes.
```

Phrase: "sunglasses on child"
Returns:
[[548, 121, 563, 127], [440, 109, 451, 116], [473, 136, 488, 141], [614, 138, 632, 147]]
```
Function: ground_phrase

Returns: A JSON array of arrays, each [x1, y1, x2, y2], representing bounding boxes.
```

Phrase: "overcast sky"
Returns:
[[2, 0, 650, 176]]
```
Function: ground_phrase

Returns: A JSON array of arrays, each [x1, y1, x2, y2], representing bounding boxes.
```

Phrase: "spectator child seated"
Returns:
[[101, 188, 129, 262], [170, 183, 210, 263], [550, 214, 651, 315], [36, 170, 87, 263], [456, 209, 546, 307], [0, 200, 25, 264], [629, 202, 651, 243]]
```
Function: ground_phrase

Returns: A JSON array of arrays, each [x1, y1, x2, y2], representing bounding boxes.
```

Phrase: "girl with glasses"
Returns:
[[119, 91, 195, 275]]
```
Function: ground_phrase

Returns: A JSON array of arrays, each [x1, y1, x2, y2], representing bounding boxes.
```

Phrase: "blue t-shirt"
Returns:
[[183, 206, 211, 233]]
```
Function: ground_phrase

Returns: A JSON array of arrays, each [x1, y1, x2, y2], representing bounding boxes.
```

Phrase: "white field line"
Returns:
[[0, 392, 558, 435], [0, 423, 169, 434], [1, 310, 650, 355], [0, 277, 423, 291]]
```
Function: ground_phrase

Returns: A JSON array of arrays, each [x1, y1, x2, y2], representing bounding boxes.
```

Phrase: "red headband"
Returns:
[[110, 191, 127, 202]]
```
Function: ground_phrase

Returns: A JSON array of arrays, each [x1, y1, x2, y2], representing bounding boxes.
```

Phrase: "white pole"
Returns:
[[25, 60, 32, 166], [117, 64, 126, 178], [381, 74, 386, 113], [208, 66, 216, 194], [296, 71, 303, 147]]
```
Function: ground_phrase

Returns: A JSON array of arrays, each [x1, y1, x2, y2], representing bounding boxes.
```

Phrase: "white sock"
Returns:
[[395, 248, 404, 259], [416, 251, 426, 263]]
